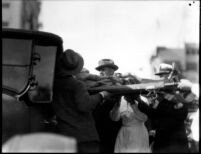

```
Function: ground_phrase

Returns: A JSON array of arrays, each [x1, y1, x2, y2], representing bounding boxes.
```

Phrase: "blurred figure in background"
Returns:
[[93, 59, 122, 153], [97, 59, 117, 77], [178, 79, 199, 153], [137, 63, 189, 153], [52, 50, 112, 153]]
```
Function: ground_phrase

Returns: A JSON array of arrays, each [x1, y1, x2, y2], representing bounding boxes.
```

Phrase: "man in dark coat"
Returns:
[[93, 59, 122, 153], [52, 49, 112, 153], [138, 63, 189, 153], [138, 97, 189, 153]]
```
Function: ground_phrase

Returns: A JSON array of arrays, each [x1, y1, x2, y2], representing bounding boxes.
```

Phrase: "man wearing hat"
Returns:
[[93, 59, 122, 153], [155, 63, 173, 79], [52, 50, 112, 153], [95, 59, 119, 77], [137, 62, 190, 153]]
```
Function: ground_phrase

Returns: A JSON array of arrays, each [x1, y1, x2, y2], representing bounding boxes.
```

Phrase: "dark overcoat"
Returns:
[[52, 76, 102, 143], [93, 97, 122, 153], [138, 98, 189, 153]]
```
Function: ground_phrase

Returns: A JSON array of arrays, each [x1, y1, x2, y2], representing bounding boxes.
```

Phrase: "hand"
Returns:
[[76, 72, 90, 81], [185, 93, 196, 103], [174, 102, 184, 109], [99, 91, 113, 100], [164, 93, 175, 101], [140, 95, 151, 105], [149, 130, 156, 137], [124, 95, 137, 104], [178, 79, 192, 91], [122, 73, 142, 84]]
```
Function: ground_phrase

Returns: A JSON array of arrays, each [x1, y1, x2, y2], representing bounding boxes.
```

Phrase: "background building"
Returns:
[[2, 0, 41, 30], [150, 43, 199, 83], [184, 43, 199, 83]]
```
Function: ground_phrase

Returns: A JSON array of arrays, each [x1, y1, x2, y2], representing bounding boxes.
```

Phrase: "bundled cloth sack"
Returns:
[[76, 70, 141, 88]]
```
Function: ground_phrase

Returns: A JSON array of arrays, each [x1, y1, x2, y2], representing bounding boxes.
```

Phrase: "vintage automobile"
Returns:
[[2, 28, 63, 144]]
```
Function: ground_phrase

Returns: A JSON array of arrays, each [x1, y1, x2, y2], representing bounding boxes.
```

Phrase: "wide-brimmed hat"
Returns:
[[95, 59, 118, 71], [56, 49, 84, 76], [155, 63, 173, 75]]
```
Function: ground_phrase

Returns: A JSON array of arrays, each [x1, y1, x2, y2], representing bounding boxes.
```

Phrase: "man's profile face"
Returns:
[[100, 67, 115, 77]]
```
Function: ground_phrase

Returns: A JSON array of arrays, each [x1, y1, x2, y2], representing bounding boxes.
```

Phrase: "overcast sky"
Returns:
[[39, 0, 199, 78]]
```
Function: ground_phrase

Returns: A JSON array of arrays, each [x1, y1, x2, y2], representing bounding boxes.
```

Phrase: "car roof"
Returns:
[[2, 28, 63, 55]]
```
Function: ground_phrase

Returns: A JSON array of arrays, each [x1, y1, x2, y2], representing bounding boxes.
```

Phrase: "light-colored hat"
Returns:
[[56, 49, 84, 76], [95, 59, 118, 71], [155, 63, 173, 75]]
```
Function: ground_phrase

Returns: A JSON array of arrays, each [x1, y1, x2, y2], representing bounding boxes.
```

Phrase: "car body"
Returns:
[[2, 28, 63, 144]]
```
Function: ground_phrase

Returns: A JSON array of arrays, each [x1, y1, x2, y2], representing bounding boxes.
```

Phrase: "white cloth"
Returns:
[[191, 83, 199, 98], [113, 97, 151, 153], [190, 109, 199, 142], [2, 133, 77, 152]]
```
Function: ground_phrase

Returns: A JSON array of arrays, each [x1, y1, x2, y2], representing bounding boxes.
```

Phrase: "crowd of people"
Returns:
[[2, 49, 199, 153], [51, 49, 199, 153]]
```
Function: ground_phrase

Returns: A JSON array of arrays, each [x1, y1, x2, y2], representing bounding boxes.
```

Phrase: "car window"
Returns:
[[28, 45, 57, 103], [2, 38, 32, 95]]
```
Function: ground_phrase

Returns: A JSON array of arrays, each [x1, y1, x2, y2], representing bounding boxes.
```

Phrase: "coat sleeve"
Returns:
[[138, 99, 188, 121], [156, 100, 188, 121], [138, 100, 157, 118], [73, 80, 103, 112]]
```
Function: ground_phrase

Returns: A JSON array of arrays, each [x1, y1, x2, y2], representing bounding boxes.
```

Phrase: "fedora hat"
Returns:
[[56, 49, 84, 76], [95, 59, 118, 71], [155, 63, 173, 75]]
